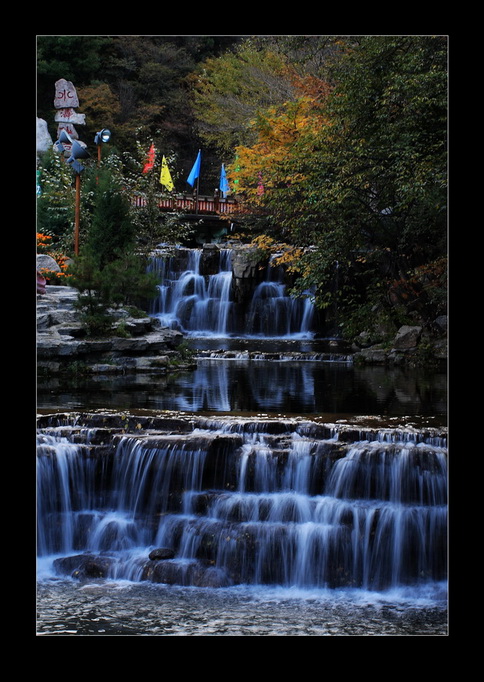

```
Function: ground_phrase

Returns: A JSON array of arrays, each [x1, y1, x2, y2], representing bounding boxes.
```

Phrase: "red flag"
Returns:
[[142, 143, 155, 173]]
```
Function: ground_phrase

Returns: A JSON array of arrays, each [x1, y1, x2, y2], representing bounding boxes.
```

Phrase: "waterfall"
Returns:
[[37, 414, 447, 591], [246, 261, 315, 338], [149, 249, 233, 336], [148, 249, 315, 338]]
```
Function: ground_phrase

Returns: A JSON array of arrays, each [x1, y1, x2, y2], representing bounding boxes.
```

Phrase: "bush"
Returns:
[[101, 253, 159, 309], [69, 253, 114, 336], [70, 251, 158, 337]]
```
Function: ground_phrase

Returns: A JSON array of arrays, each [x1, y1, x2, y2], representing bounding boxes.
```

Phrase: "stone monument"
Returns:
[[53, 78, 86, 150]]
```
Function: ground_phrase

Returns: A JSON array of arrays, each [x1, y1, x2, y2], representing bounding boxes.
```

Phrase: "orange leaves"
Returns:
[[290, 71, 332, 105], [37, 233, 52, 252], [249, 234, 304, 274], [37, 233, 72, 282], [230, 76, 331, 204]]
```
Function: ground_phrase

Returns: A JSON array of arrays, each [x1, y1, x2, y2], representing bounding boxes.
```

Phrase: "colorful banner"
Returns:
[[187, 150, 201, 187], [160, 156, 175, 191], [142, 143, 155, 173]]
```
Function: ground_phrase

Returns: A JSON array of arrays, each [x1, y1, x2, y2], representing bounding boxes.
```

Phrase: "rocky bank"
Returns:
[[350, 319, 448, 368], [37, 243, 447, 373], [37, 285, 193, 376]]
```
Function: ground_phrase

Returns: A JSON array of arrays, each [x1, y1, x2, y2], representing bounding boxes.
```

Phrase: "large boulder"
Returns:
[[200, 243, 223, 275], [231, 246, 260, 280], [231, 246, 265, 304], [141, 558, 232, 587], [433, 315, 447, 335], [392, 325, 422, 350], [36, 117, 53, 155], [37, 254, 61, 274], [53, 553, 115, 580], [148, 547, 176, 560]]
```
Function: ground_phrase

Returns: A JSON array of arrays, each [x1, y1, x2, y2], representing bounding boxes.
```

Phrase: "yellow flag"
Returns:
[[160, 155, 174, 191]]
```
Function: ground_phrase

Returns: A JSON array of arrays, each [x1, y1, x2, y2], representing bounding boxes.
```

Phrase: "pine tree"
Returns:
[[70, 168, 158, 335]]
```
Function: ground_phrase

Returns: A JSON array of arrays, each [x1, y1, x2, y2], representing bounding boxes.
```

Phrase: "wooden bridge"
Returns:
[[132, 193, 240, 243], [132, 194, 238, 216]]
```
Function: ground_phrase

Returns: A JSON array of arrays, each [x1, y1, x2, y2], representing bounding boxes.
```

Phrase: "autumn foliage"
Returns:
[[36, 36, 447, 338], [230, 73, 331, 208], [222, 37, 447, 333], [36, 233, 72, 283]]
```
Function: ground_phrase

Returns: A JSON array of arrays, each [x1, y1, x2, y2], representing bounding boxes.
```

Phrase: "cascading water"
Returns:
[[149, 249, 234, 336], [148, 248, 315, 338], [37, 414, 447, 593], [246, 261, 315, 337]]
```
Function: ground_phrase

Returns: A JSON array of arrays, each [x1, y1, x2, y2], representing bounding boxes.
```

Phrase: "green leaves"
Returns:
[[190, 43, 296, 154], [225, 36, 447, 334]]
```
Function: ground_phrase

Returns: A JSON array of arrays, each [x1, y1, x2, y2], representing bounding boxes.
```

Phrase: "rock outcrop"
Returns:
[[37, 285, 192, 375], [352, 320, 447, 367], [230, 245, 266, 304]]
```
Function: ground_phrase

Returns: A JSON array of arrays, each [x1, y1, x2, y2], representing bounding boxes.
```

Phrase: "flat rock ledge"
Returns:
[[37, 285, 194, 375], [351, 321, 447, 368]]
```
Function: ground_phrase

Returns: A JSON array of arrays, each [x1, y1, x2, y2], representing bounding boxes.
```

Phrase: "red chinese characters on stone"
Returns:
[[57, 108, 74, 119], [54, 79, 79, 109], [56, 121, 78, 143]]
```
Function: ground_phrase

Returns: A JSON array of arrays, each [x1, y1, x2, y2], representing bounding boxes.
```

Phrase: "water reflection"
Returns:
[[37, 359, 447, 420]]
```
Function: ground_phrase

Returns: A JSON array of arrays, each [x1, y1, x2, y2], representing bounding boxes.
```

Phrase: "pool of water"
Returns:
[[36, 576, 448, 636], [37, 358, 446, 422]]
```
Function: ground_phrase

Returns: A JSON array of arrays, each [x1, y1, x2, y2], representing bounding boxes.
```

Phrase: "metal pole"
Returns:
[[74, 174, 81, 255]]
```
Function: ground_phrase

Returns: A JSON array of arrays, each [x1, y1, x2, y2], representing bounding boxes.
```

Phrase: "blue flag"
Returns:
[[219, 164, 230, 197], [187, 150, 201, 187]]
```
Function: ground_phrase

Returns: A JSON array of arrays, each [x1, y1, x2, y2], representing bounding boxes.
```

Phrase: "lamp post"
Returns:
[[54, 132, 89, 256], [94, 128, 111, 164], [67, 141, 89, 255]]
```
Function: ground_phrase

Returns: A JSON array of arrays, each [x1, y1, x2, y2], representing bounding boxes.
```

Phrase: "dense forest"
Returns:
[[37, 36, 243, 191], [36, 35, 447, 342]]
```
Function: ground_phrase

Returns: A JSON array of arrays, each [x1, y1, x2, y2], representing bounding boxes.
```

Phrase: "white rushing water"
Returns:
[[148, 248, 316, 339], [36, 247, 447, 636], [36, 578, 448, 636], [37, 413, 448, 635]]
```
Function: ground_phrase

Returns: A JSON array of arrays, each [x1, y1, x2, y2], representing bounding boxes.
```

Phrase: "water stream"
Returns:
[[36, 247, 448, 636], [148, 248, 316, 338], [36, 412, 448, 635]]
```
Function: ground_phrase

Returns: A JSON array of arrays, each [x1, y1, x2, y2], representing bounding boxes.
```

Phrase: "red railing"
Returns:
[[132, 194, 237, 215]]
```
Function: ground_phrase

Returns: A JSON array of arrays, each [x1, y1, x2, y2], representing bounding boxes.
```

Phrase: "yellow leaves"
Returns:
[[301, 264, 313, 278], [230, 86, 331, 204], [249, 235, 304, 274], [272, 246, 305, 273], [251, 234, 275, 251]]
